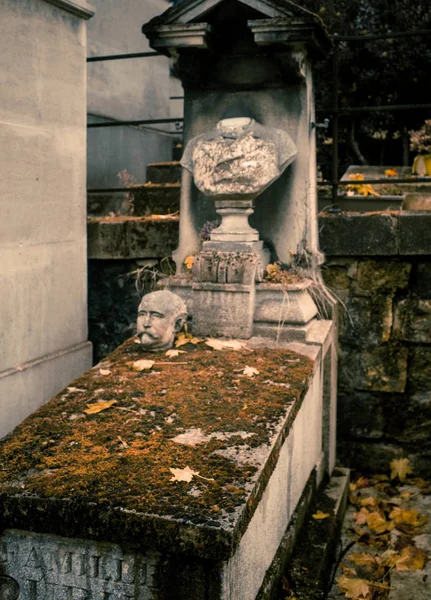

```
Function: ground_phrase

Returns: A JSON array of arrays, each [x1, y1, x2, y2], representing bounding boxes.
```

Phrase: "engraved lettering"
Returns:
[[100, 557, 122, 582], [90, 555, 100, 578], [25, 547, 41, 569], [49, 550, 72, 574]]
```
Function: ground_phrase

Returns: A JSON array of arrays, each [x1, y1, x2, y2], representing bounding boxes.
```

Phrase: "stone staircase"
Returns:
[[87, 162, 181, 259]]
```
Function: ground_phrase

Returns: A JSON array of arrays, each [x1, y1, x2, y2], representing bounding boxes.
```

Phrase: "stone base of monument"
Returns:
[[168, 277, 325, 344], [0, 329, 339, 600]]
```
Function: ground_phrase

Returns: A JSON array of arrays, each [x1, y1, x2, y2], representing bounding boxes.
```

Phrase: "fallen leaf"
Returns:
[[84, 400, 117, 415], [165, 349, 185, 358], [360, 496, 379, 508], [67, 387, 86, 393], [99, 368, 111, 376], [169, 466, 215, 483], [348, 553, 378, 568], [385, 168, 398, 177], [243, 366, 259, 378], [350, 476, 370, 491], [366, 511, 391, 534], [117, 436, 129, 449], [354, 508, 370, 526], [132, 359, 155, 372], [184, 255, 195, 270], [395, 546, 427, 571], [205, 338, 247, 351], [389, 507, 427, 528], [175, 332, 203, 348], [390, 458, 412, 482], [312, 510, 330, 520], [336, 575, 371, 599]]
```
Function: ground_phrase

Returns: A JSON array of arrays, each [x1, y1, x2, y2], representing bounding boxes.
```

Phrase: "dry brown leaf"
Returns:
[[347, 553, 378, 568], [205, 338, 247, 351], [99, 368, 111, 376], [390, 458, 412, 482], [395, 546, 427, 571], [132, 359, 155, 372], [336, 575, 371, 599], [312, 510, 330, 520], [84, 400, 117, 415]]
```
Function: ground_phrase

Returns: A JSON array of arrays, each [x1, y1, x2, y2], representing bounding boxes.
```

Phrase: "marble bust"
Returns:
[[137, 290, 187, 352], [181, 117, 298, 200]]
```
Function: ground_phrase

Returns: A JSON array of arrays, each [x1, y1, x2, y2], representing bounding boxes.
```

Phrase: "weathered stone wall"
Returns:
[[320, 212, 431, 477]]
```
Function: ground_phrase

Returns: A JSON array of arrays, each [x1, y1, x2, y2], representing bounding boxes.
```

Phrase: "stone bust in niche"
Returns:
[[181, 117, 297, 200], [137, 290, 187, 352]]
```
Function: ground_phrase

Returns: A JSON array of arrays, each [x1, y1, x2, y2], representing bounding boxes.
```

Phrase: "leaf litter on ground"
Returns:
[[335, 459, 429, 600]]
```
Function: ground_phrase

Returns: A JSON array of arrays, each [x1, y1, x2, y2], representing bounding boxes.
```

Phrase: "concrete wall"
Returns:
[[0, 0, 93, 437], [86, 0, 178, 190]]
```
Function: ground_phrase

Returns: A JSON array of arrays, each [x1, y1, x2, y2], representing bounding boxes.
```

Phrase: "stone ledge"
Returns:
[[87, 217, 179, 259], [44, 0, 95, 19], [318, 213, 399, 256], [399, 212, 431, 255]]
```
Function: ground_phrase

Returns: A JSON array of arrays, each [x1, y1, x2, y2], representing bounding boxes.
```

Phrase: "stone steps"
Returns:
[[146, 161, 181, 184], [133, 183, 180, 216]]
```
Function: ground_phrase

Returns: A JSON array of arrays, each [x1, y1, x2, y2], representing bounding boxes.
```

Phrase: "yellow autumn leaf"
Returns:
[[395, 546, 427, 571], [175, 332, 204, 348], [385, 168, 398, 177], [389, 507, 427, 528], [312, 510, 330, 520], [84, 400, 117, 415], [366, 511, 391, 534], [336, 575, 371, 599], [184, 255, 195, 270], [390, 458, 412, 481]]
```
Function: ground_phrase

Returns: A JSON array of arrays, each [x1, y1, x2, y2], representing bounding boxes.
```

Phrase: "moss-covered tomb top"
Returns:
[[0, 338, 314, 558]]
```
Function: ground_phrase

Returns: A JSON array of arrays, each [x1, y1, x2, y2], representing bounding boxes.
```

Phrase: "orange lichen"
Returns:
[[0, 339, 313, 527]]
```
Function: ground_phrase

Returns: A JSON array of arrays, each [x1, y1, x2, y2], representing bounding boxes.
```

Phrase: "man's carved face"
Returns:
[[137, 291, 187, 352]]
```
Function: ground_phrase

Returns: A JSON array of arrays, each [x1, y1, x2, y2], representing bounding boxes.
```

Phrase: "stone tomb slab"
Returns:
[[0, 338, 325, 600]]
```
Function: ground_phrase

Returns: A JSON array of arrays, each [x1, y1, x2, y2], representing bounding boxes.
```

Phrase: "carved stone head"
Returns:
[[137, 290, 187, 352]]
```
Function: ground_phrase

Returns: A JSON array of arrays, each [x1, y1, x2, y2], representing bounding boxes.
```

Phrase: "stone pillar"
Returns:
[[0, 0, 94, 437]]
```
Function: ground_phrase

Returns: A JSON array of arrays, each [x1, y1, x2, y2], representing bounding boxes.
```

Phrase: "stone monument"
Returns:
[[143, 0, 332, 342], [0, 3, 344, 600]]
